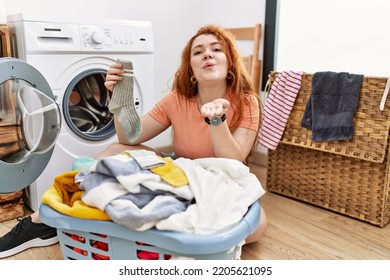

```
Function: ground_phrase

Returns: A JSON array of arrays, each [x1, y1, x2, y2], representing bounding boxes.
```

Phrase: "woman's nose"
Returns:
[[203, 51, 213, 60]]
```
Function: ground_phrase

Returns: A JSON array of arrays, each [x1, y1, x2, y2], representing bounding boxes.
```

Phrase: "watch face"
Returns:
[[210, 116, 222, 126]]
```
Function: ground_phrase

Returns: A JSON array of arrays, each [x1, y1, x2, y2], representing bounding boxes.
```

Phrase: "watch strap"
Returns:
[[205, 114, 226, 126]]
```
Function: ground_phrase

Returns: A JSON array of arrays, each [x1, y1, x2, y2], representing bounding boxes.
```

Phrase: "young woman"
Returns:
[[99, 24, 267, 243], [0, 25, 267, 258]]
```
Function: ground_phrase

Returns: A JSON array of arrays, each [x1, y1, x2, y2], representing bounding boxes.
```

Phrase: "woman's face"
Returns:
[[190, 34, 228, 85]]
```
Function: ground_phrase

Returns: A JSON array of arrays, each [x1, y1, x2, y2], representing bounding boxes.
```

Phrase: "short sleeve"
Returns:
[[237, 94, 260, 131], [148, 91, 177, 126]]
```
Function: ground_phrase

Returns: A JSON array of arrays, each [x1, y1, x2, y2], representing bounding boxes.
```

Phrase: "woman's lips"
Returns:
[[203, 62, 215, 69]]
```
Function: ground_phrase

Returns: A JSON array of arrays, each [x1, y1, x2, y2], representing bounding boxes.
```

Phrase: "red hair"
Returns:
[[173, 25, 261, 133]]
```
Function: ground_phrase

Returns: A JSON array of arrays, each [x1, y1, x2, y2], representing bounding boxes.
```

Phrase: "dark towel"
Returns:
[[301, 71, 363, 141]]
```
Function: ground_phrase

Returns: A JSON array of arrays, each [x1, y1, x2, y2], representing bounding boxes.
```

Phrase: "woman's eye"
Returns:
[[193, 51, 202, 56], [213, 48, 222, 52]]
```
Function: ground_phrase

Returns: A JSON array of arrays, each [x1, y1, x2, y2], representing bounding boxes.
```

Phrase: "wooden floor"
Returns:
[[1, 163, 389, 260]]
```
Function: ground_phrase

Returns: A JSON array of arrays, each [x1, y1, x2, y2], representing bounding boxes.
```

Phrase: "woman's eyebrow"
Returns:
[[191, 41, 220, 51]]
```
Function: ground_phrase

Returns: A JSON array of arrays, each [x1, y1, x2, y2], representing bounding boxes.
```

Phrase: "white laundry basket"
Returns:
[[39, 200, 260, 260]]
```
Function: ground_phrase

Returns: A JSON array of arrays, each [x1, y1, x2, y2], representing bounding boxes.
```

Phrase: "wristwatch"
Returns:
[[205, 114, 226, 126]]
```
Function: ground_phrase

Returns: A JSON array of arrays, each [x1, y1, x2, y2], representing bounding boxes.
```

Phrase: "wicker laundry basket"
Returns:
[[39, 200, 260, 260], [266, 72, 390, 227]]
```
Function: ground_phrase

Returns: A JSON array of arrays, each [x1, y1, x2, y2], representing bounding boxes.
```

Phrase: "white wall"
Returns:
[[275, 0, 390, 77], [2, 0, 266, 147]]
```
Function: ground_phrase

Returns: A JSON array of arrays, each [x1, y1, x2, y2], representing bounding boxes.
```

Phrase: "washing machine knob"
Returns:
[[91, 31, 105, 44]]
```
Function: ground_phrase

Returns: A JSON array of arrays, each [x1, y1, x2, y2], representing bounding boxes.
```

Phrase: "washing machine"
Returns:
[[5, 14, 156, 211]]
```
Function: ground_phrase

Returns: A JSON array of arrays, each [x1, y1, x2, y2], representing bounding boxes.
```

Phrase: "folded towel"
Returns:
[[301, 71, 363, 141], [258, 70, 303, 150], [126, 149, 165, 169]]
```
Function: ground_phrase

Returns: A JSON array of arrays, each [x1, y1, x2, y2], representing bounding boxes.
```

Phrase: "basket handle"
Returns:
[[380, 77, 390, 111]]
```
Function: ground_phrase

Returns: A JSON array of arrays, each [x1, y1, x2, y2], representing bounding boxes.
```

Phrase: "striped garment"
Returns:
[[259, 71, 303, 150]]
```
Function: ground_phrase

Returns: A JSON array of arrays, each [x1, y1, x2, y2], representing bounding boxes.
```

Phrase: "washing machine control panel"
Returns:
[[80, 24, 153, 53], [90, 31, 105, 44]]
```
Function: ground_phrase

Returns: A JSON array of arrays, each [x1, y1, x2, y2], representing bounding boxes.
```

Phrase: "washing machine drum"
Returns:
[[0, 58, 61, 193]]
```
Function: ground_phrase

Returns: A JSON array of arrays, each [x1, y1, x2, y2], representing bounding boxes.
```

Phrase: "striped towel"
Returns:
[[258, 71, 303, 150]]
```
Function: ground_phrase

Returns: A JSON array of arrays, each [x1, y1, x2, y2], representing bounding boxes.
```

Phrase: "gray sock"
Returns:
[[108, 59, 142, 143]]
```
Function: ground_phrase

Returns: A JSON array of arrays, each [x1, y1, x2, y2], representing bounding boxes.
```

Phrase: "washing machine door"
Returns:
[[0, 58, 61, 193]]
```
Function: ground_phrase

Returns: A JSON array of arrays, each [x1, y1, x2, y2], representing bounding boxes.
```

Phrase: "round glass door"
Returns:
[[63, 69, 115, 141], [0, 79, 61, 164], [0, 57, 60, 193]]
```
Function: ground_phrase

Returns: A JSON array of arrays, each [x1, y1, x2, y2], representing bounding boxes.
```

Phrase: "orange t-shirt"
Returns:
[[148, 91, 259, 159]]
